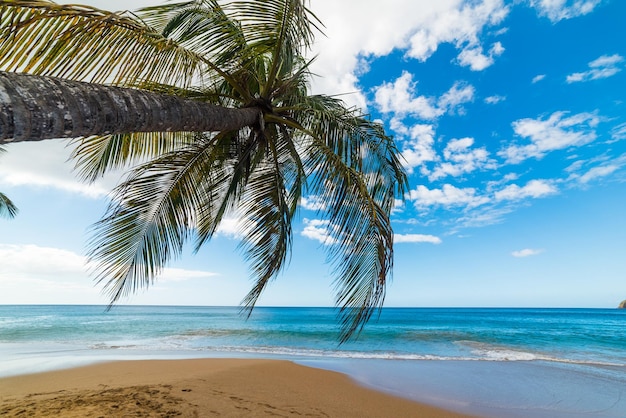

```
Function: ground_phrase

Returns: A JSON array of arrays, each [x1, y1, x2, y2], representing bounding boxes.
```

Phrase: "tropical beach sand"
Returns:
[[0, 358, 478, 417]]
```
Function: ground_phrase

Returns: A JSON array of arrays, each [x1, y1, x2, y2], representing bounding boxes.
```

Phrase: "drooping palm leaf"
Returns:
[[0, 0, 204, 87], [71, 132, 196, 183], [0, 192, 17, 218], [0, 146, 17, 218], [89, 134, 230, 301], [239, 124, 305, 310]]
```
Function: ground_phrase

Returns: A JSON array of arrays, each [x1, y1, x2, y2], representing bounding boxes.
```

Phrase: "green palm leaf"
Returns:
[[90, 135, 228, 301], [0, 0, 204, 86], [0, 146, 17, 218], [0, 192, 17, 218]]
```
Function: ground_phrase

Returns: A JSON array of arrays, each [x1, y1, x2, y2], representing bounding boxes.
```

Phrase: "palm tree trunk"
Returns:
[[0, 71, 261, 143]]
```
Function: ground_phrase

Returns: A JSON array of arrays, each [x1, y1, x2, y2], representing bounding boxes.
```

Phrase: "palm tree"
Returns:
[[0, 0, 408, 341]]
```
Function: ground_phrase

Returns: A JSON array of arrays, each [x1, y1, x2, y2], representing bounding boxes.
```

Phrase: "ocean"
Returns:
[[1, 305, 625, 417]]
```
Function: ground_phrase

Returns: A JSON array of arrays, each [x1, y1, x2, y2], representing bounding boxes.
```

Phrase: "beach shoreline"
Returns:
[[0, 358, 478, 417], [2, 306, 624, 417]]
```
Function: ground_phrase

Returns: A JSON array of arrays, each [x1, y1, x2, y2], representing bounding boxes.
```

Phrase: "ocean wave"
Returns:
[[84, 341, 626, 368], [458, 340, 625, 367]]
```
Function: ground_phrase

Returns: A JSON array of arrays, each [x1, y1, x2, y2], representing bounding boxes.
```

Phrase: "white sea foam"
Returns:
[[80, 340, 625, 368]]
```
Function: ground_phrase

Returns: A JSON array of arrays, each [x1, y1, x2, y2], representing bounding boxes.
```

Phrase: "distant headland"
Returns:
[[619, 300, 626, 309]]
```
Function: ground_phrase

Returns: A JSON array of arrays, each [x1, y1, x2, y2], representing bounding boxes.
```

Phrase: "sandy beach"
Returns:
[[0, 358, 479, 417]]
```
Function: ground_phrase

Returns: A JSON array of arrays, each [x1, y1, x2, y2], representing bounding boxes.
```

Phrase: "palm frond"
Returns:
[[239, 124, 304, 310], [0, 0, 205, 87], [275, 94, 407, 341], [71, 132, 196, 183], [137, 0, 253, 100], [0, 192, 17, 218], [0, 145, 17, 218], [89, 137, 225, 302], [295, 94, 408, 203], [305, 140, 394, 342]]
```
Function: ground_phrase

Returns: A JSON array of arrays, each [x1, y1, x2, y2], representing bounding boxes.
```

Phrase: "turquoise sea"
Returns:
[[1, 305, 625, 417]]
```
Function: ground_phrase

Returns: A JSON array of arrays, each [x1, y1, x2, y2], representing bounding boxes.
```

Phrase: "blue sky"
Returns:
[[1, 0, 625, 308]]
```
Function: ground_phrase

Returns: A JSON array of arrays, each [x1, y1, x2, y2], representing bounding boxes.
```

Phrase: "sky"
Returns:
[[1, 0, 625, 309]]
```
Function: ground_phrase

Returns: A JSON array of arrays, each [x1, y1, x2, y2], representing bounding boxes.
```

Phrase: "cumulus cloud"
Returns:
[[301, 218, 337, 245], [394, 123, 438, 174], [0, 244, 87, 279], [300, 195, 327, 211], [457, 41, 506, 71], [406, 0, 509, 70], [214, 216, 246, 239], [494, 179, 557, 201], [308, 1, 510, 106], [409, 184, 489, 208], [427, 137, 495, 181], [499, 111, 601, 163], [529, 0, 602, 22], [438, 82, 476, 114], [394, 233, 442, 244], [374, 72, 474, 121], [374, 71, 442, 119], [566, 54, 624, 83], [512, 248, 544, 257]]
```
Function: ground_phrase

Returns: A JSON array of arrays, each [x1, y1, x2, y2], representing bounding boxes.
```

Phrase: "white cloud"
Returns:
[[374, 72, 475, 122], [0, 244, 217, 289], [406, 0, 509, 70], [437, 82, 476, 113], [495, 179, 557, 201], [564, 159, 585, 173], [566, 54, 624, 83], [409, 184, 489, 208], [512, 248, 544, 257], [301, 218, 337, 245], [374, 71, 442, 119], [0, 140, 121, 198], [308, 0, 509, 106], [532, 74, 546, 83], [428, 137, 495, 181], [484, 95, 506, 104], [397, 123, 438, 174], [394, 233, 442, 244], [456, 206, 513, 228], [300, 195, 326, 211], [0, 244, 87, 279], [215, 216, 245, 239], [610, 123, 626, 142], [565, 155, 626, 185], [529, 0, 602, 22], [158, 267, 219, 282], [578, 165, 619, 184], [457, 41, 505, 71], [500, 111, 601, 163]]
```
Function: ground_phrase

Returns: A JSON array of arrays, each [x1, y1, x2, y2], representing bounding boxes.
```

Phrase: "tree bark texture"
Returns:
[[0, 71, 261, 143]]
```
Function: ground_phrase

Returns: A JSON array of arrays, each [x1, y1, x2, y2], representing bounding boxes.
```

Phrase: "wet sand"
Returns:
[[0, 358, 480, 417]]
